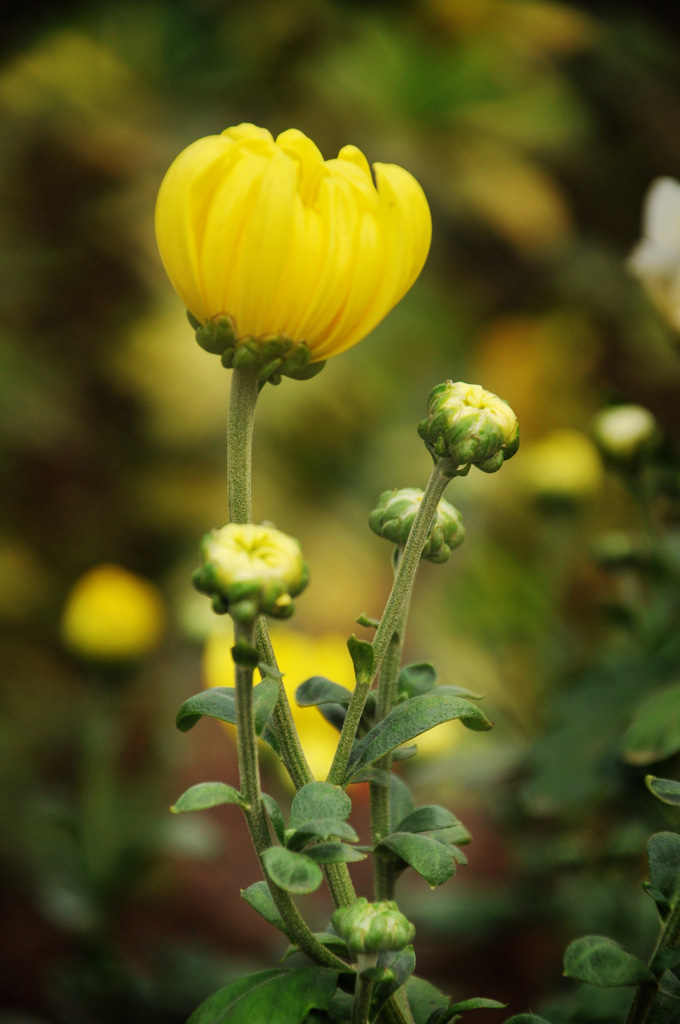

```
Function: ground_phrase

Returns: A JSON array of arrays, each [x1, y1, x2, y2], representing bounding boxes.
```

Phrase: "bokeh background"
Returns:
[[3, 1, 680, 1021]]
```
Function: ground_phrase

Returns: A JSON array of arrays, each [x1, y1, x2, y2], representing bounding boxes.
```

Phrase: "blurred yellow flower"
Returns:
[[61, 564, 165, 661], [518, 429, 602, 504], [155, 123, 431, 362]]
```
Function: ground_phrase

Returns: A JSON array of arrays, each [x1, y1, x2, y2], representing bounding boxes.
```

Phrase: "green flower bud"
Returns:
[[369, 487, 466, 563], [331, 897, 415, 956], [418, 381, 519, 475], [592, 404, 661, 464], [192, 523, 309, 623]]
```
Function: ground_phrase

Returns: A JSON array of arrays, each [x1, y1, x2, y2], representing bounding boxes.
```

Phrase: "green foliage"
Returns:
[[347, 634, 375, 683], [623, 682, 680, 765], [428, 997, 507, 1024], [563, 935, 654, 987], [170, 781, 246, 813], [375, 832, 458, 888], [261, 847, 324, 895], [397, 663, 437, 699], [187, 967, 338, 1024], [644, 832, 680, 921], [175, 681, 280, 744], [647, 777, 680, 807], [241, 881, 287, 934]]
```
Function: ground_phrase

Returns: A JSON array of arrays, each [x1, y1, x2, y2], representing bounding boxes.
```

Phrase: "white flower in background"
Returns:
[[628, 177, 680, 331]]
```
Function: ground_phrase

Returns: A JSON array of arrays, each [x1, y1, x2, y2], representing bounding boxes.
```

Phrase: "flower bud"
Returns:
[[418, 381, 519, 475], [61, 564, 165, 662], [155, 124, 431, 380], [628, 177, 680, 332], [332, 897, 415, 956], [592, 404, 660, 464], [192, 523, 309, 623], [369, 487, 465, 563]]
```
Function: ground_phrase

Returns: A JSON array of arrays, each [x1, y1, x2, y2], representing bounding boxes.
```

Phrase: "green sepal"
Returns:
[[428, 998, 507, 1024], [231, 640, 261, 667], [262, 846, 324, 894], [262, 793, 286, 846], [398, 663, 437, 699], [194, 313, 238, 355], [187, 967, 338, 1024], [289, 782, 352, 829], [344, 694, 493, 784], [370, 947, 417, 1019], [241, 881, 288, 935], [645, 832, 680, 922], [285, 819, 360, 852], [563, 935, 654, 987], [170, 782, 247, 814], [282, 933, 350, 962], [296, 677, 354, 709], [347, 634, 375, 683], [375, 832, 457, 887], [646, 776, 680, 807], [186, 310, 202, 331], [303, 842, 367, 864]]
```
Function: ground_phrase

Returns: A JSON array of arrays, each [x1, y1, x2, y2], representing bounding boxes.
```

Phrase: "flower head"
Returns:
[[61, 564, 165, 662], [369, 486, 465, 563], [592, 404, 660, 463], [155, 124, 431, 376], [332, 897, 415, 956], [418, 381, 519, 474], [192, 523, 309, 623], [628, 177, 680, 332], [518, 429, 602, 508]]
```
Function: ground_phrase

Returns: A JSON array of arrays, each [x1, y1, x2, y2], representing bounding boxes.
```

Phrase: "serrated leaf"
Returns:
[[398, 663, 437, 699], [397, 805, 463, 835], [303, 842, 367, 864], [289, 782, 352, 829], [376, 832, 457, 887], [623, 682, 680, 764], [262, 847, 324, 894], [286, 819, 359, 852], [646, 776, 680, 807], [563, 935, 653, 987], [296, 677, 354, 709], [171, 782, 246, 814], [345, 695, 492, 782], [241, 881, 287, 934], [187, 967, 338, 1024], [262, 793, 286, 845], [646, 832, 680, 921], [347, 634, 375, 682]]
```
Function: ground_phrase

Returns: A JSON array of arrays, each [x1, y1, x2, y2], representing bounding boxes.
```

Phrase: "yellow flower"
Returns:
[[155, 124, 431, 362], [61, 564, 165, 661], [203, 626, 355, 779], [518, 429, 602, 504]]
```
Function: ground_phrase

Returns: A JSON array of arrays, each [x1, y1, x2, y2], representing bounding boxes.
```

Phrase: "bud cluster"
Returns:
[[332, 897, 415, 956]]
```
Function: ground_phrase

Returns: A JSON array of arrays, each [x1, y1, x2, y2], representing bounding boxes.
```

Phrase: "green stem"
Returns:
[[228, 365, 356, 911], [233, 617, 348, 971], [327, 461, 451, 788], [370, 579, 411, 900], [351, 973, 374, 1024], [626, 896, 680, 1024]]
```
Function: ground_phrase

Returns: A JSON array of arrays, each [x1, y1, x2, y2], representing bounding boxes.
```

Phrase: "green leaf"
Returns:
[[405, 977, 450, 1024], [435, 684, 484, 701], [285, 819, 359, 852], [646, 776, 680, 807], [398, 663, 437, 699], [259, 661, 283, 680], [176, 683, 280, 747], [289, 782, 352, 829], [253, 680, 280, 736], [282, 933, 349, 961], [356, 612, 379, 630], [262, 847, 324, 894], [371, 947, 417, 1018], [345, 695, 493, 782], [241, 881, 287, 934], [563, 935, 653, 987], [376, 832, 457, 887], [262, 793, 286, 846], [296, 677, 354, 709], [651, 947, 680, 973], [428, 999, 507, 1024], [170, 782, 246, 813], [187, 967, 338, 1024], [623, 682, 680, 764], [501, 1017, 553, 1024], [347, 634, 375, 682], [303, 842, 367, 864], [645, 832, 680, 921], [397, 805, 464, 835]]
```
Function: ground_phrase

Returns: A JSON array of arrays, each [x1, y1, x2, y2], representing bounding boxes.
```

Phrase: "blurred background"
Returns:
[[2, 0, 680, 1021]]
